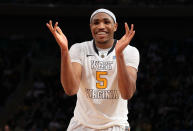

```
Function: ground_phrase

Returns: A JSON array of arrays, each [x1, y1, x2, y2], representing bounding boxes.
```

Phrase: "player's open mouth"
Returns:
[[95, 31, 108, 37]]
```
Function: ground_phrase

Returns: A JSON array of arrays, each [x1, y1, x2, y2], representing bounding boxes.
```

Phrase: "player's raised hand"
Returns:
[[46, 20, 68, 51], [115, 23, 135, 55]]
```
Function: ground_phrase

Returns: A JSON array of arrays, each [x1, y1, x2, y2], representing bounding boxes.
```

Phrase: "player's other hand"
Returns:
[[115, 23, 135, 55], [46, 20, 68, 51]]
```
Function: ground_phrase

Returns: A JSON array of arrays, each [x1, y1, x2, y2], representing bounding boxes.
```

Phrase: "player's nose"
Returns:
[[97, 22, 105, 29]]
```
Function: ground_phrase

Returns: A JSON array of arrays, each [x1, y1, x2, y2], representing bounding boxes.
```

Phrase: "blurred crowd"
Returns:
[[0, 36, 193, 131], [0, 0, 193, 6], [0, 38, 30, 110], [130, 37, 193, 130]]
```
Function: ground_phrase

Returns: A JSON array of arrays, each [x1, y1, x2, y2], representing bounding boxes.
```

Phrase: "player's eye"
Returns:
[[94, 21, 99, 25], [104, 20, 110, 24]]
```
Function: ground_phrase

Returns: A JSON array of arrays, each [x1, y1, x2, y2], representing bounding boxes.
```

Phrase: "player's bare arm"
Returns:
[[46, 20, 82, 95], [115, 23, 137, 100]]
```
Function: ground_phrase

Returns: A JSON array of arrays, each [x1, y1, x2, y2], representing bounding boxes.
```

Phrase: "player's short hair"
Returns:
[[90, 8, 116, 23]]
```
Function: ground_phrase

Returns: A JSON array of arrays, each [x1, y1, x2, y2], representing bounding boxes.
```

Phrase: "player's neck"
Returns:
[[95, 39, 114, 49]]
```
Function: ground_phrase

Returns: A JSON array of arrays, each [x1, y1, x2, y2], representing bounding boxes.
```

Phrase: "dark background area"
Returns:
[[0, 1, 193, 131]]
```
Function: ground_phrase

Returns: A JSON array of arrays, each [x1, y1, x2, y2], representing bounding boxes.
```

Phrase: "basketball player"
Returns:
[[46, 8, 139, 131]]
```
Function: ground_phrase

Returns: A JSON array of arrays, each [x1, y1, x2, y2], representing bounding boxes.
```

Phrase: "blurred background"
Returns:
[[0, 0, 193, 131]]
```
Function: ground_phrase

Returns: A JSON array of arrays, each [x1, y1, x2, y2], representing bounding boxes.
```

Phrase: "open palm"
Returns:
[[46, 20, 68, 51], [115, 23, 135, 54]]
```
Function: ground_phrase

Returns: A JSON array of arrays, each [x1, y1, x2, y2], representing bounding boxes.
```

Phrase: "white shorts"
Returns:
[[67, 117, 130, 131]]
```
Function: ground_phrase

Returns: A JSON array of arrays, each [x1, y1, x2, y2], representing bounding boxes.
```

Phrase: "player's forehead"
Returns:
[[91, 13, 114, 22]]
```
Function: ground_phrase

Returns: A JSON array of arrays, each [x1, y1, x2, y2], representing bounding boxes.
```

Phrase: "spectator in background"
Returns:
[[4, 124, 10, 131]]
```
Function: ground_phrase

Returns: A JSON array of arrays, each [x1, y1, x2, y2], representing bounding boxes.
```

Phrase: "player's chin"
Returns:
[[95, 37, 109, 44]]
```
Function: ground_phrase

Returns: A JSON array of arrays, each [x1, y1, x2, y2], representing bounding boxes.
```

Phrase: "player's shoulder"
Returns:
[[124, 44, 139, 54]]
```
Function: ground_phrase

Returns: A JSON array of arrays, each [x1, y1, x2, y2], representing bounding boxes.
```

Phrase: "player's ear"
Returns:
[[114, 23, 118, 32], [90, 23, 93, 32]]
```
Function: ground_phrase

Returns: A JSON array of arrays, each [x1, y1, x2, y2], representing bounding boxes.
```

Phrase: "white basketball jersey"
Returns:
[[69, 40, 140, 129]]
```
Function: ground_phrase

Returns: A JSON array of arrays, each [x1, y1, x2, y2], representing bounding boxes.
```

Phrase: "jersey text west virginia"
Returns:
[[91, 60, 113, 70]]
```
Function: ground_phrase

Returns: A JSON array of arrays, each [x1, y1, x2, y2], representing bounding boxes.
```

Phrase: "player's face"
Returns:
[[90, 13, 117, 44]]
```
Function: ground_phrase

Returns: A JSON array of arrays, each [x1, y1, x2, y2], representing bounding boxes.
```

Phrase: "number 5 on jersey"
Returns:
[[96, 71, 107, 89]]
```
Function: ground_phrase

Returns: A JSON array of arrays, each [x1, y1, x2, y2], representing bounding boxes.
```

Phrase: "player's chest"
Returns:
[[83, 54, 117, 74]]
